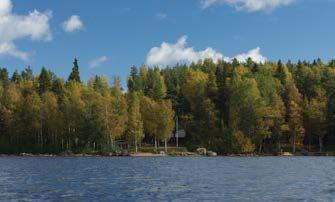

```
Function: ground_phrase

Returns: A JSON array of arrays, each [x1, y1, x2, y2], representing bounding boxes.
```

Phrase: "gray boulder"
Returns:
[[196, 148, 207, 155], [206, 151, 217, 156]]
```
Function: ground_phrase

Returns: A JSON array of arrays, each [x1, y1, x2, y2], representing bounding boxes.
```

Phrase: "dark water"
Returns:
[[0, 157, 335, 201]]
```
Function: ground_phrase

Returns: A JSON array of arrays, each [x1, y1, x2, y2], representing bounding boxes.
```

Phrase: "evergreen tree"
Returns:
[[67, 58, 81, 83], [11, 70, 21, 84], [51, 78, 65, 96], [21, 66, 34, 81], [127, 66, 141, 92], [151, 71, 166, 101], [0, 68, 9, 87], [38, 67, 52, 94], [1, 58, 335, 155]]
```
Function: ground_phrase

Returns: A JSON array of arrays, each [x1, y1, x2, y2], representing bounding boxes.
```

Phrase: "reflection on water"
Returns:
[[0, 156, 335, 201]]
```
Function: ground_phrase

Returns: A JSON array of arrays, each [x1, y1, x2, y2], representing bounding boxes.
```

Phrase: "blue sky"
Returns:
[[1, 0, 335, 86]]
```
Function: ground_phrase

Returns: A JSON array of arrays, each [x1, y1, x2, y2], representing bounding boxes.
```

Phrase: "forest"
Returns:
[[0, 58, 335, 155]]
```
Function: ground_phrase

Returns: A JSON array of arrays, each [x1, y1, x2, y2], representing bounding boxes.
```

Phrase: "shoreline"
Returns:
[[0, 151, 331, 157]]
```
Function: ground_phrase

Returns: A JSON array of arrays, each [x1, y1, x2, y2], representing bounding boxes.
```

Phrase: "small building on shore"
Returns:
[[170, 129, 186, 145], [116, 140, 129, 150]]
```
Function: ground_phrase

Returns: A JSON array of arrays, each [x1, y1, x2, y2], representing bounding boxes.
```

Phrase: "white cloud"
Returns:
[[0, 0, 52, 60], [89, 56, 108, 68], [200, 0, 295, 12], [62, 15, 84, 32], [200, 0, 219, 8], [0, 0, 12, 16], [0, 42, 28, 61], [156, 12, 167, 19], [146, 36, 266, 67], [231, 47, 267, 63], [146, 36, 223, 67]]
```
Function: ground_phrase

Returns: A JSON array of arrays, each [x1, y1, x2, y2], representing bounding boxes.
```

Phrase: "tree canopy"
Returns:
[[1, 57, 335, 154]]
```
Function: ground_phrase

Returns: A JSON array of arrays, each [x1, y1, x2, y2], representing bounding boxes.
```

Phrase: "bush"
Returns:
[[220, 129, 255, 154], [233, 131, 255, 153]]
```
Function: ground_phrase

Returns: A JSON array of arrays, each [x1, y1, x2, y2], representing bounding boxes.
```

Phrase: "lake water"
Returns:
[[0, 157, 335, 201]]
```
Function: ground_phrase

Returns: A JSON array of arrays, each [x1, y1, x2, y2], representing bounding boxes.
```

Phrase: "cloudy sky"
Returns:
[[0, 0, 334, 85]]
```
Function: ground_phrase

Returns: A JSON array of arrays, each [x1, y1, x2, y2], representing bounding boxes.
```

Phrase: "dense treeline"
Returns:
[[0, 59, 174, 154], [1, 57, 335, 154], [142, 58, 335, 154]]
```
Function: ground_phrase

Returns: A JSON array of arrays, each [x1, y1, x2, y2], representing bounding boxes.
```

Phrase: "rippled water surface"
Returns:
[[1, 157, 335, 201]]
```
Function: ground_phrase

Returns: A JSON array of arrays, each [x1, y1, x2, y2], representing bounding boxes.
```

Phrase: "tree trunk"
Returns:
[[258, 139, 262, 153], [277, 141, 282, 155], [41, 130, 43, 150], [164, 139, 167, 153], [135, 139, 138, 153], [110, 136, 114, 148], [319, 136, 323, 152], [292, 131, 296, 154], [176, 116, 179, 148], [308, 131, 312, 152], [154, 137, 157, 152]]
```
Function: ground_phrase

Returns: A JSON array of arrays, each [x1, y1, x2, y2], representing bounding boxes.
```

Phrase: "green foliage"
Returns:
[[1, 57, 335, 154], [127, 66, 141, 92], [67, 58, 81, 83], [38, 67, 52, 94], [0, 68, 9, 87], [108, 77, 128, 142], [11, 70, 21, 84], [286, 80, 305, 153], [304, 92, 327, 152], [21, 66, 34, 81], [232, 130, 255, 153], [126, 92, 144, 150], [140, 96, 174, 141], [0, 61, 131, 153]]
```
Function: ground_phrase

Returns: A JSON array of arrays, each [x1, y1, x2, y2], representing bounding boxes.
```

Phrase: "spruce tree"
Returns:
[[0, 68, 9, 87], [11, 70, 21, 84], [38, 67, 52, 94], [21, 66, 34, 81], [67, 58, 81, 83]]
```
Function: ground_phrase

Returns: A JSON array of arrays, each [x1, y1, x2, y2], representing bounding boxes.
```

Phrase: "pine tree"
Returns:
[[206, 71, 218, 102], [11, 70, 21, 84], [0, 68, 9, 87], [67, 58, 81, 83], [151, 71, 166, 101], [127, 66, 141, 92], [38, 67, 52, 94], [51, 78, 65, 96], [21, 66, 34, 81]]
